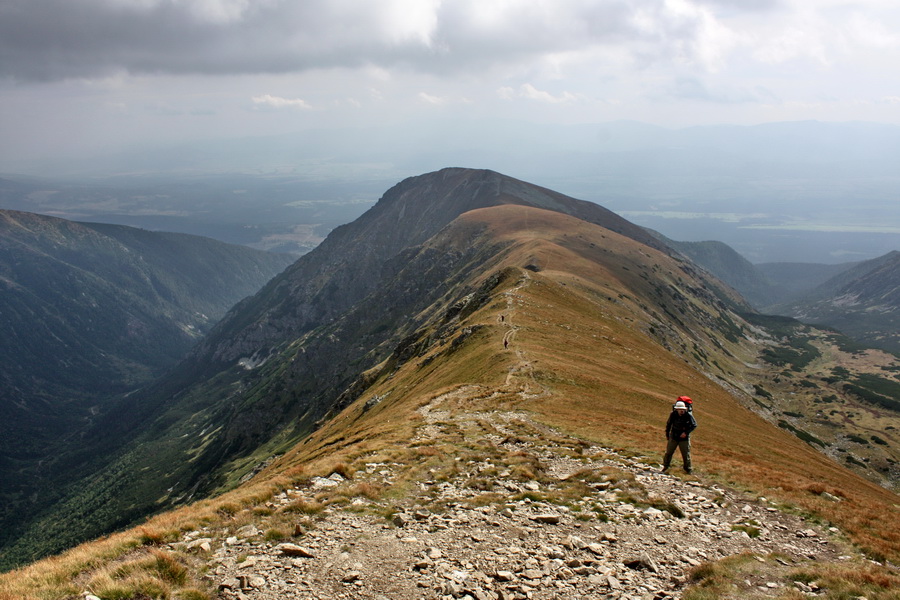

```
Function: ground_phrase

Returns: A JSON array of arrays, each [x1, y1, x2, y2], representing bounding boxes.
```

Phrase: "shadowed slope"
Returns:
[[0, 209, 294, 568]]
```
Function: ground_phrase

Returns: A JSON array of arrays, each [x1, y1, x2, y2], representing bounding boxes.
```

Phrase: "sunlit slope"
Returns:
[[284, 204, 899, 561]]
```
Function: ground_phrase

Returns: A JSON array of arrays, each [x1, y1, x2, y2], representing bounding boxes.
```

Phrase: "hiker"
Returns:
[[662, 399, 697, 474]]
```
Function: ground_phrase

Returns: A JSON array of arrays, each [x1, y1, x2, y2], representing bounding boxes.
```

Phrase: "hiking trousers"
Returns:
[[664, 437, 692, 471]]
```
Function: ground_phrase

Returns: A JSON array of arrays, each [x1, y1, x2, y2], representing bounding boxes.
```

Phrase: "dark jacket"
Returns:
[[666, 410, 697, 440]]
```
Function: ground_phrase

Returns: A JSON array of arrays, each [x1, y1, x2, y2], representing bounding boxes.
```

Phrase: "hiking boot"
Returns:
[[660, 466, 669, 473], [684, 468, 692, 474]]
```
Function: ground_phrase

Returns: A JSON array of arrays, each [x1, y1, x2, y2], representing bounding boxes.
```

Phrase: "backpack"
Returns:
[[676, 396, 693, 412]]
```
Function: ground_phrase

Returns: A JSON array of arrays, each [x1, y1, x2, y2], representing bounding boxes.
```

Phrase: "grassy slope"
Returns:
[[2, 205, 897, 598]]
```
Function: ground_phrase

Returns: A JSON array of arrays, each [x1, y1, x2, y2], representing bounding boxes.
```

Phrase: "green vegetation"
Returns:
[[843, 374, 900, 412], [789, 561, 900, 600], [778, 420, 827, 447], [826, 333, 870, 354], [684, 555, 900, 600], [846, 455, 868, 469], [761, 337, 820, 371], [730, 522, 761, 538], [753, 384, 773, 399]]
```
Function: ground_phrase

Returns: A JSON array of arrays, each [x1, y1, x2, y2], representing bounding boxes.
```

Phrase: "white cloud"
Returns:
[[378, 0, 441, 45], [497, 84, 580, 104], [418, 92, 447, 105], [520, 84, 579, 104], [251, 94, 312, 110], [0, 0, 758, 81]]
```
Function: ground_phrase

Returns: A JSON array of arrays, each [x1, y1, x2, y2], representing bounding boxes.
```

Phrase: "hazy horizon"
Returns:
[[1, 1, 898, 264]]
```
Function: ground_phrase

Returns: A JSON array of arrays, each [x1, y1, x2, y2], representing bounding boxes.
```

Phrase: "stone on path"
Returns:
[[276, 543, 316, 558]]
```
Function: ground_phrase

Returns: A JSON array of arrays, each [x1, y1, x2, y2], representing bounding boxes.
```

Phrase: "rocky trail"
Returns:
[[168, 389, 851, 600], [150, 274, 864, 600]]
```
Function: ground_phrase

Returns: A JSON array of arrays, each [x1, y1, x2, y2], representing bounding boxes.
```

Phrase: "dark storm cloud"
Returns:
[[0, 0, 383, 80], [0, 0, 718, 81]]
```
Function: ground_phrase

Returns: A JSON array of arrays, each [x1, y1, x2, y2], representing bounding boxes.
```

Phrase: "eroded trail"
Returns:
[[500, 272, 546, 401]]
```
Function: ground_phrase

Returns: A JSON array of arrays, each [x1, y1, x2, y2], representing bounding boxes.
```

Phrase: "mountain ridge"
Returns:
[[0, 169, 746, 569], [5, 191, 899, 597], [193, 167, 669, 367], [1, 170, 897, 587]]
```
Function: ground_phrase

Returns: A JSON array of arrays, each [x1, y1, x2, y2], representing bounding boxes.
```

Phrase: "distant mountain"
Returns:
[[652, 236, 778, 308], [755, 261, 859, 304], [774, 251, 900, 354], [0, 209, 294, 557], [0, 209, 295, 396], [652, 236, 898, 353]]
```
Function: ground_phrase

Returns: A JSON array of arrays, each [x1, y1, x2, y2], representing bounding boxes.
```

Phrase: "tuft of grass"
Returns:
[[682, 553, 759, 600], [329, 462, 355, 480], [348, 481, 384, 500], [92, 578, 167, 600], [264, 528, 288, 542], [804, 482, 826, 495], [216, 502, 241, 517], [462, 492, 504, 508], [591, 504, 610, 522], [84, 549, 202, 600], [137, 526, 179, 546], [789, 562, 900, 600], [147, 549, 189, 585], [282, 499, 325, 515], [511, 491, 549, 504], [464, 477, 496, 491]]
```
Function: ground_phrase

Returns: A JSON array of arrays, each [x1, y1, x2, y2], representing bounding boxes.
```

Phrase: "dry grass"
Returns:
[[789, 562, 900, 600], [682, 553, 761, 599], [682, 554, 900, 600]]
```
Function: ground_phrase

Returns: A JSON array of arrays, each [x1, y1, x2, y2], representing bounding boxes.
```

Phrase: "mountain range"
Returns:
[[1, 169, 898, 597], [666, 237, 900, 354]]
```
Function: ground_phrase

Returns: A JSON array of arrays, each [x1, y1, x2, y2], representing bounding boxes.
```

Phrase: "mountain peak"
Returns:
[[197, 168, 666, 365]]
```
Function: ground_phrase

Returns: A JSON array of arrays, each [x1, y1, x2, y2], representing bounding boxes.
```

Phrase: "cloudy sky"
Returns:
[[2, 0, 900, 172]]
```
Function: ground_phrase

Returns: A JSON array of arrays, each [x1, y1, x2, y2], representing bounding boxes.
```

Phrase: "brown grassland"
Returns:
[[2, 205, 898, 599]]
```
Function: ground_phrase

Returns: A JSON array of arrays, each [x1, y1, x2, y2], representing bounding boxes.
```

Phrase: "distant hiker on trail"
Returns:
[[662, 399, 697, 474]]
